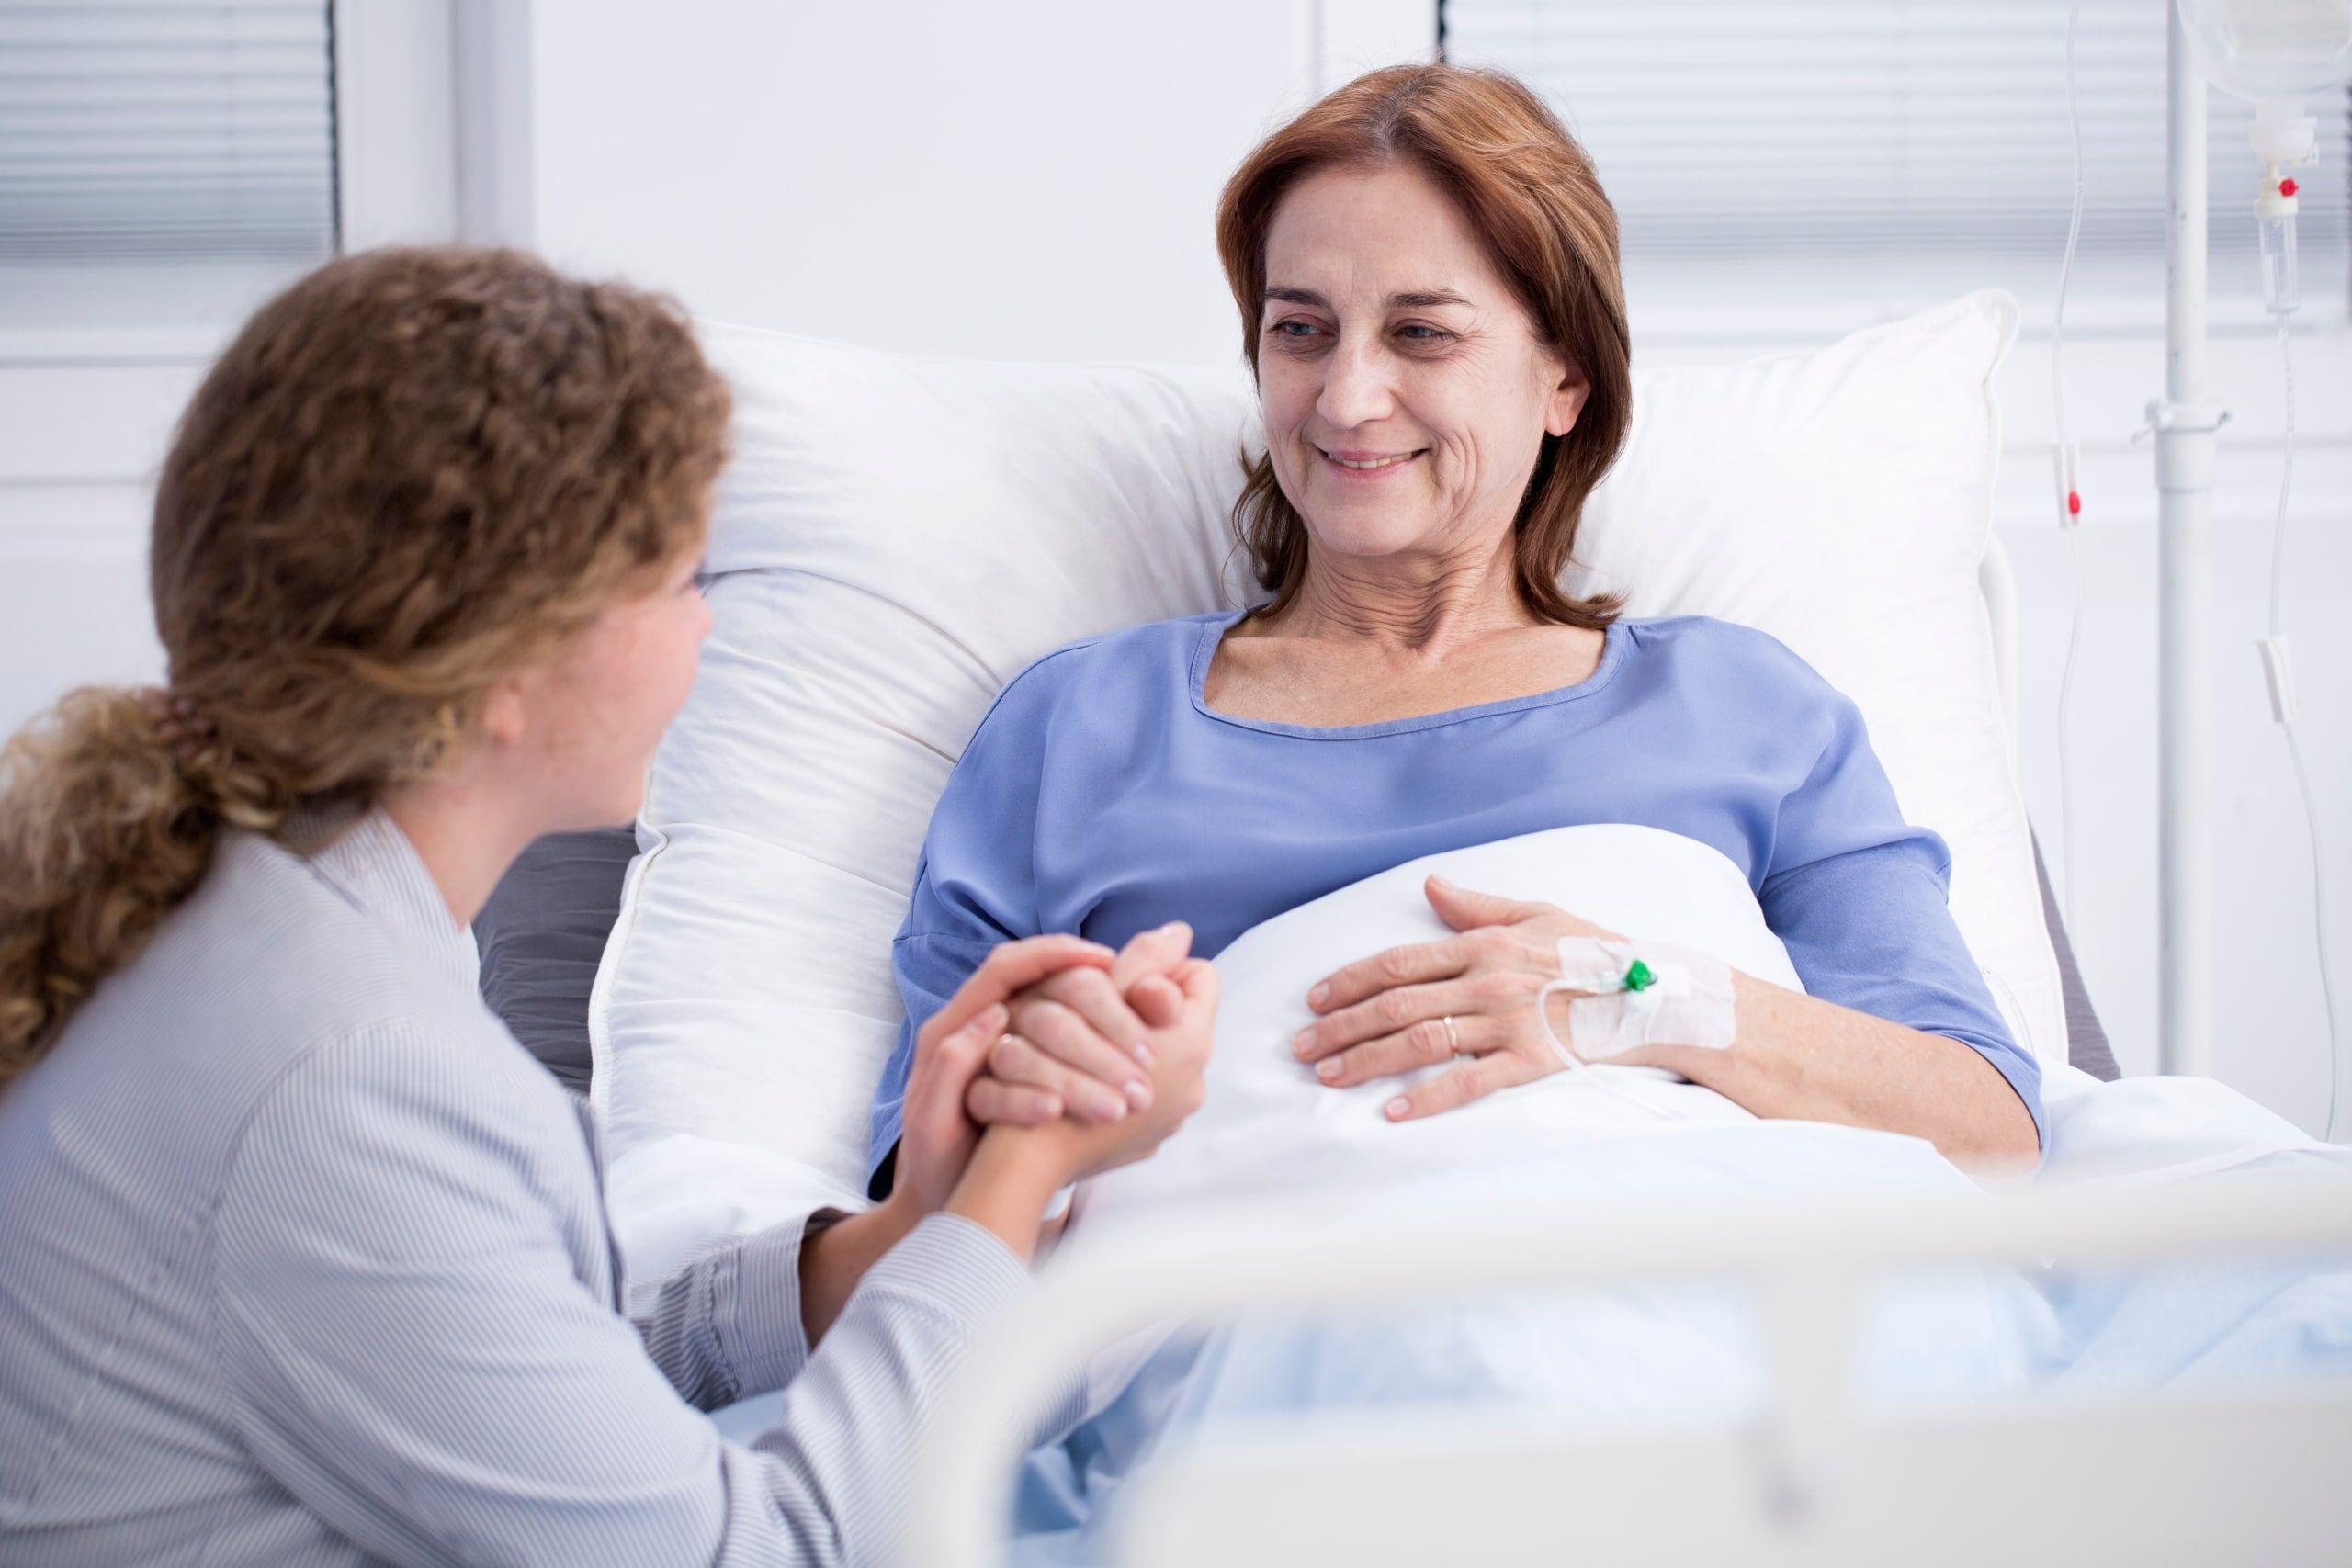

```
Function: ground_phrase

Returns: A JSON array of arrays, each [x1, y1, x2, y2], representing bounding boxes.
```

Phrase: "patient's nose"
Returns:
[[1315, 340, 1396, 433]]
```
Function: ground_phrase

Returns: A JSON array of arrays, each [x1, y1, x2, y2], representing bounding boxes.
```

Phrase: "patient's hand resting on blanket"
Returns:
[[1295, 874, 2039, 1166], [1291, 875, 1625, 1119]]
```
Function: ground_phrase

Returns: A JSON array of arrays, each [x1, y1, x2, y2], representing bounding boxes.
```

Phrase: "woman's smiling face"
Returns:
[[1256, 161, 1590, 572]]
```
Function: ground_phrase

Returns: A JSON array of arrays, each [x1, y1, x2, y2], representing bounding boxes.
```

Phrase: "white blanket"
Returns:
[[1069, 822, 2334, 1247]]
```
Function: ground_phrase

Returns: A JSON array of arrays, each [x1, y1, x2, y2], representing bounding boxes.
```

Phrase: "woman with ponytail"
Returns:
[[0, 248, 1216, 1566]]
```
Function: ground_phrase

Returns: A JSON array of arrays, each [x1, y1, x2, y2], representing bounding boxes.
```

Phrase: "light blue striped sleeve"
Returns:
[[636, 1215, 831, 1410], [208, 1023, 1031, 1567]]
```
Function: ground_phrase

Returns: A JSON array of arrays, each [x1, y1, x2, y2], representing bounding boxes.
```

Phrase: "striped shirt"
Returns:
[[0, 807, 1028, 1566]]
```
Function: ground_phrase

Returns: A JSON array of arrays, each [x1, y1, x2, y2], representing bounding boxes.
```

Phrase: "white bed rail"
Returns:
[[906, 1176, 2352, 1568]]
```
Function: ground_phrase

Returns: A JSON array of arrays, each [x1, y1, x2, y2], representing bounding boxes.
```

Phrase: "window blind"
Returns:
[[1442, 0, 2350, 310], [0, 0, 336, 263]]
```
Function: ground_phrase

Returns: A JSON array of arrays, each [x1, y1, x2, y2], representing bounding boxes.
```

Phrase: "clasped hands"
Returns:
[[894, 922, 1218, 1214]]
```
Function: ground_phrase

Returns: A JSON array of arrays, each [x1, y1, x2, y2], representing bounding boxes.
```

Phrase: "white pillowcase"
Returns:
[[590, 294, 2061, 1291]]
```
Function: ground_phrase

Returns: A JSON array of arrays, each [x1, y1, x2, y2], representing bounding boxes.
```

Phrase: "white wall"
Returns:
[[523, 2, 1305, 363], [0, 0, 2345, 1135], [528, 0, 1436, 357]]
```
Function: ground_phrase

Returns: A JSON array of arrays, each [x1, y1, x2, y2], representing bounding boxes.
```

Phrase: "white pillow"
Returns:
[[590, 294, 2061, 1290]]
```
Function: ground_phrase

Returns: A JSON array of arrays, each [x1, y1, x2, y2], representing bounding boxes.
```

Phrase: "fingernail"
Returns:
[[1131, 1040, 1155, 1068], [1290, 1027, 1316, 1057], [1124, 1077, 1153, 1111], [1385, 1097, 1410, 1120], [1159, 920, 1191, 939], [1307, 983, 1329, 1008], [1086, 1088, 1126, 1122], [1316, 1058, 1342, 1082]]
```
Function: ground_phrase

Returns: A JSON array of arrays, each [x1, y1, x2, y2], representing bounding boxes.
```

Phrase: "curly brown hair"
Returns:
[[1215, 63, 1631, 626], [0, 246, 731, 1092]]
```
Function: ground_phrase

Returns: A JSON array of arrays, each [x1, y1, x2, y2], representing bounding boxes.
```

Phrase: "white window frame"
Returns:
[[333, 0, 461, 253], [0, 0, 467, 375], [0, 0, 473, 513]]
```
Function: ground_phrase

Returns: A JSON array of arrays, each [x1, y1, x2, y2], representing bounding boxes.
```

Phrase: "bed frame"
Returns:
[[908, 1175, 2352, 1567]]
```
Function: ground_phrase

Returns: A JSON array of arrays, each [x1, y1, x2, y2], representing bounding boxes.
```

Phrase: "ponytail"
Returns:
[[0, 687, 285, 1090]]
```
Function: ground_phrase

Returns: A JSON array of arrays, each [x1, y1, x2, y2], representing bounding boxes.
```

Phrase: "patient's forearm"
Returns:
[[1624, 973, 2040, 1169]]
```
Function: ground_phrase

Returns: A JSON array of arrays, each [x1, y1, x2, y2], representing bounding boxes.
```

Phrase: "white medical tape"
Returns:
[[1542, 935, 1738, 1065]]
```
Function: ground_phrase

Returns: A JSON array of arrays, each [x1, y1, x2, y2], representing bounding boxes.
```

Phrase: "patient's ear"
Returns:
[[1544, 353, 1592, 439]]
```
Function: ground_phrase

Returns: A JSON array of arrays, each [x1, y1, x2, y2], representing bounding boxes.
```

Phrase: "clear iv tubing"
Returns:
[[2263, 310, 2343, 1140], [2053, 0, 2088, 932], [1534, 977, 1688, 1123]]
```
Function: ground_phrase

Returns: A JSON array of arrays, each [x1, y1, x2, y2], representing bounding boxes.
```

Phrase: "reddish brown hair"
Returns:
[[1214, 63, 1630, 624], [0, 247, 730, 1089]]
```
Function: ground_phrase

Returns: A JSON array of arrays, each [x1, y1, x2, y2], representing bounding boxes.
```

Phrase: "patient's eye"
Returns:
[[1396, 323, 1453, 345], [1266, 319, 1323, 344]]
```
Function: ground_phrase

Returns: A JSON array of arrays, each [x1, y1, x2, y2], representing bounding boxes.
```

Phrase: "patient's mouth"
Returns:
[[1318, 446, 1427, 476]]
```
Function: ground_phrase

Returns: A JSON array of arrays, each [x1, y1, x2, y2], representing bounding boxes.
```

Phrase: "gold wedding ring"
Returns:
[[1442, 1013, 1461, 1055]]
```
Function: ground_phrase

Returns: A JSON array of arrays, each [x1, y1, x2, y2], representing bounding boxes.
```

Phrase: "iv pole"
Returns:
[[2155, 0, 2227, 1076]]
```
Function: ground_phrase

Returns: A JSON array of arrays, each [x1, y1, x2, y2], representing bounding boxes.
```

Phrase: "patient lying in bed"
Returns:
[[845, 603, 2351, 1557]]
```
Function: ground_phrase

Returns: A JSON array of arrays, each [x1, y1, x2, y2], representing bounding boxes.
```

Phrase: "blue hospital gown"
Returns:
[[867, 609, 2042, 1173]]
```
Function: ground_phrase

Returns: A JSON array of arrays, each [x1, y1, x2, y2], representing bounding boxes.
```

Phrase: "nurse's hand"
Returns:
[[895, 935, 1119, 1216], [1289, 876, 1624, 1122], [965, 923, 1198, 1130]]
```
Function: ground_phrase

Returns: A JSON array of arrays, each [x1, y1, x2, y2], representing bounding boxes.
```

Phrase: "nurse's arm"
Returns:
[[211, 1025, 1023, 1568]]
